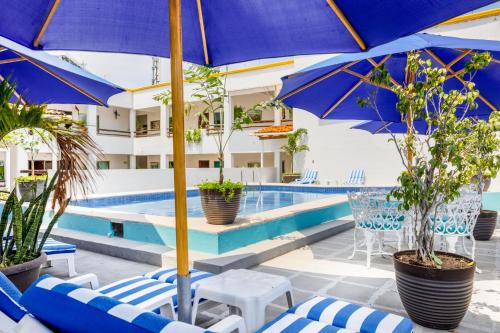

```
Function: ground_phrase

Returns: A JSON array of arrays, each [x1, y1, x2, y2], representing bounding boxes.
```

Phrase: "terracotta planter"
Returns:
[[282, 174, 301, 183], [473, 210, 497, 241], [0, 253, 47, 292], [393, 251, 475, 330], [200, 188, 241, 225], [17, 180, 45, 201]]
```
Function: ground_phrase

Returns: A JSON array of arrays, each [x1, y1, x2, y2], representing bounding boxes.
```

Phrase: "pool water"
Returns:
[[103, 190, 333, 217]]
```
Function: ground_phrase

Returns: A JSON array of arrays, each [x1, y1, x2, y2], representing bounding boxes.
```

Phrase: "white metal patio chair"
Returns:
[[348, 191, 409, 268]]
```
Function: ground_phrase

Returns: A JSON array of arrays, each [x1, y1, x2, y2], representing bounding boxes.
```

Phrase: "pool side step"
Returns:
[[49, 217, 354, 272]]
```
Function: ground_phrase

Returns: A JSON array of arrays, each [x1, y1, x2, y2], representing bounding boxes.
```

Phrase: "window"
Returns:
[[168, 161, 174, 168], [199, 160, 210, 168], [213, 160, 221, 169], [248, 162, 260, 168], [213, 112, 221, 126], [97, 161, 110, 170], [150, 162, 160, 169]]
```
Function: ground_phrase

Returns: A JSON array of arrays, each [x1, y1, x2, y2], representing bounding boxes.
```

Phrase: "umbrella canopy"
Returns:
[[352, 114, 492, 134], [0, 0, 496, 67], [0, 36, 123, 106], [278, 34, 500, 121]]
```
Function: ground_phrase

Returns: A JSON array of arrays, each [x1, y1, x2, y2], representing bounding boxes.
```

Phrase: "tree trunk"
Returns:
[[290, 154, 294, 173], [218, 154, 224, 184]]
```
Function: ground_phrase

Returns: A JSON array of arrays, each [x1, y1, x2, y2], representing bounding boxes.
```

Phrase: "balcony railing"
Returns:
[[97, 128, 131, 137], [135, 129, 160, 137], [242, 119, 292, 129]]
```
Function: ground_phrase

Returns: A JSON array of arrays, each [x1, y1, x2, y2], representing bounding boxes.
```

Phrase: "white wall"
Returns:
[[233, 152, 274, 168], [82, 167, 277, 195], [293, 110, 404, 186], [98, 154, 130, 169]]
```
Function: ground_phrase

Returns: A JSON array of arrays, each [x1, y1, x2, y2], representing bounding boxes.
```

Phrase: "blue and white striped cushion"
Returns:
[[288, 297, 413, 333], [97, 276, 183, 309], [257, 313, 355, 333], [41, 238, 76, 255], [0, 273, 27, 322], [144, 268, 214, 285], [20, 275, 210, 333]]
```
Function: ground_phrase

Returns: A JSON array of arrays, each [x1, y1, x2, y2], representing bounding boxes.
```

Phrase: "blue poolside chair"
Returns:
[[1, 273, 414, 333], [345, 169, 366, 185], [290, 169, 318, 184]]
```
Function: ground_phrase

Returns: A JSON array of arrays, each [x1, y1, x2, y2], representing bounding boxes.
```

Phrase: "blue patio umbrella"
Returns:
[[2, 1, 495, 322], [352, 115, 492, 135], [0, 36, 123, 106], [0, 1, 496, 67], [278, 34, 500, 122]]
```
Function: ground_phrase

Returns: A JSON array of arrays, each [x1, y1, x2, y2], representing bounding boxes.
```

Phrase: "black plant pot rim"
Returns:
[[0, 252, 47, 275], [199, 188, 242, 198], [479, 209, 497, 217], [394, 250, 475, 281]]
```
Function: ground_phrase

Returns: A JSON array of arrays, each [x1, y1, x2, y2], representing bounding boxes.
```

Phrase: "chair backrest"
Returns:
[[0, 272, 27, 323], [19, 275, 209, 333], [347, 169, 366, 185], [348, 192, 406, 231]]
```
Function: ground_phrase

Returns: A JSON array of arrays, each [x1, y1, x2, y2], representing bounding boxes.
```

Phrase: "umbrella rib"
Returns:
[[0, 47, 7, 52], [425, 49, 497, 112], [0, 58, 25, 65], [33, 0, 61, 48], [320, 55, 392, 119], [12, 52, 106, 106], [0, 73, 26, 105], [279, 60, 359, 101], [326, 0, 366, 50], [195, 0, 210, 65]]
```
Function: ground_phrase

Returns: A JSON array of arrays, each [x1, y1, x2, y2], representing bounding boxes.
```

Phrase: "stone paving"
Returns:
[[43, 219, 500, 333]]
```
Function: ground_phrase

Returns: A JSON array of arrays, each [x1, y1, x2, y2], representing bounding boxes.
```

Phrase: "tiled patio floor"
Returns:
[[43, 220, 499, 333]]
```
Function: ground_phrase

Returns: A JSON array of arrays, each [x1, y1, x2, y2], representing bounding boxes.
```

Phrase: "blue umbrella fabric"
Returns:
[[278, 34, 500, 122], [352, 114, 492, 135], [0, 0, 496, 67], [0, 36, 123, 106]]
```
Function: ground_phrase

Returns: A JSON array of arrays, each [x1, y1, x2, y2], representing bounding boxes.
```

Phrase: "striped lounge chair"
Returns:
[[345, 169, 366, 185], [258, 296, 413, 333], [42, 238, 77, 277], [0, 273, 244, 333], [290, 170, 318, 185]]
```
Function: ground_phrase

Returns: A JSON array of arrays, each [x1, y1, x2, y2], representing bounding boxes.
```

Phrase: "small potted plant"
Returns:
[[185, 65, 252, 225], [281, 128, 309, 183], [360, 51, 492, 329], [0, 173, 69, 291], [468, 117, 500, 240]]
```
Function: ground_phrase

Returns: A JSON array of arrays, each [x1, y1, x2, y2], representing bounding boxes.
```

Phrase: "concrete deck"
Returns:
[[43, 219, 499, 333]]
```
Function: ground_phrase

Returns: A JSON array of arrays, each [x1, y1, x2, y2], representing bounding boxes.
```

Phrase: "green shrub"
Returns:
[[198, 180, 245, 201], [15, 175, 47, 183]]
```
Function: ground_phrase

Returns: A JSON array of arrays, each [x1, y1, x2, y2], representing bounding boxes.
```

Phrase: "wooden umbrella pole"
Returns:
[[169, 0, 191, 323]]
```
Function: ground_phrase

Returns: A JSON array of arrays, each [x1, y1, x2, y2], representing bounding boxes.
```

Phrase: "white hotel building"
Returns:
[[1, 10, 499, 193]]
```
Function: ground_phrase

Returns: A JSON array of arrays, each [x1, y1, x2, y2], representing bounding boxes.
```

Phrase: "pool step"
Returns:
[[49, 217, 354, 272]]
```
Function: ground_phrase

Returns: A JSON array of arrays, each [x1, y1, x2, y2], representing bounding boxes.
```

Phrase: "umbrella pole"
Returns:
[[169, 0, 192, 323]]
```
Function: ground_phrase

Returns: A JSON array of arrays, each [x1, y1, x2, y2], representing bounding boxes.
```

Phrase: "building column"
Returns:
[[274, 150, 281, 182], [160, 104, 168, 137], [86, 105, 98, 136], [129, 155, 136, 169], [4, 148, 11, 191], [260, 140, 265, 169], [129, 109, 136, 138], [273, 107, 281, 126], [160, 154, 167, 169]]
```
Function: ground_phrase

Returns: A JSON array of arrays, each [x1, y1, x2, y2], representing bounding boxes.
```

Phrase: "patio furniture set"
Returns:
[[347, 190, 483, 268], [1, 266, 414, 333]]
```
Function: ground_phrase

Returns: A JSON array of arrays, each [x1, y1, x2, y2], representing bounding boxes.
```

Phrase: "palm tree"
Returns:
[[281, 128, 309, 173], [0, 80, 101, 207]]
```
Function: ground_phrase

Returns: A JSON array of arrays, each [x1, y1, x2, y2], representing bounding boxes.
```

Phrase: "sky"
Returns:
[[49, 2, 500, 90]]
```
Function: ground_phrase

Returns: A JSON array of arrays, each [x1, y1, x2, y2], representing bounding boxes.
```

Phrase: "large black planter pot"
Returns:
[[393, 251, 475, 330], [200, 188, 241, 225], [473, 210, 498, 241], [0, 253, 47, 292]]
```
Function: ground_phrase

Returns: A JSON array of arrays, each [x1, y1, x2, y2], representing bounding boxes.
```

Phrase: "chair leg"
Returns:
[[470, 235, 476, 261], [377, 231, 383, 254], [446, 236, 458, 254], [67, 255, 77, 277], [348, 228, 358, 260], [364, 230, 374, 269], [396, 231, 402, 252]]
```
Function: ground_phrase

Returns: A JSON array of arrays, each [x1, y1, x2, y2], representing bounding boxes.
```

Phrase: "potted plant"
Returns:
[[281, 128, 309, 183], [468, 117, 500, 240], [0, 173, 69, 291], [360, 52, 492, 329], [185, 65, 252, 225]]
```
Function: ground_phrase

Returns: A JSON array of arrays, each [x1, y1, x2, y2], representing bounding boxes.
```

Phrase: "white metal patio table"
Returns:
[[191, 269, 293, 332]]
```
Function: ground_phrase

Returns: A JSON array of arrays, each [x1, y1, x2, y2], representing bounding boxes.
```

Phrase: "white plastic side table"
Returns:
[[192, 269, 293, 332]]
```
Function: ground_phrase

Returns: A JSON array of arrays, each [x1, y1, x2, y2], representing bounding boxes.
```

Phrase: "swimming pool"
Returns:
[[73, 189, 333, 217]]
